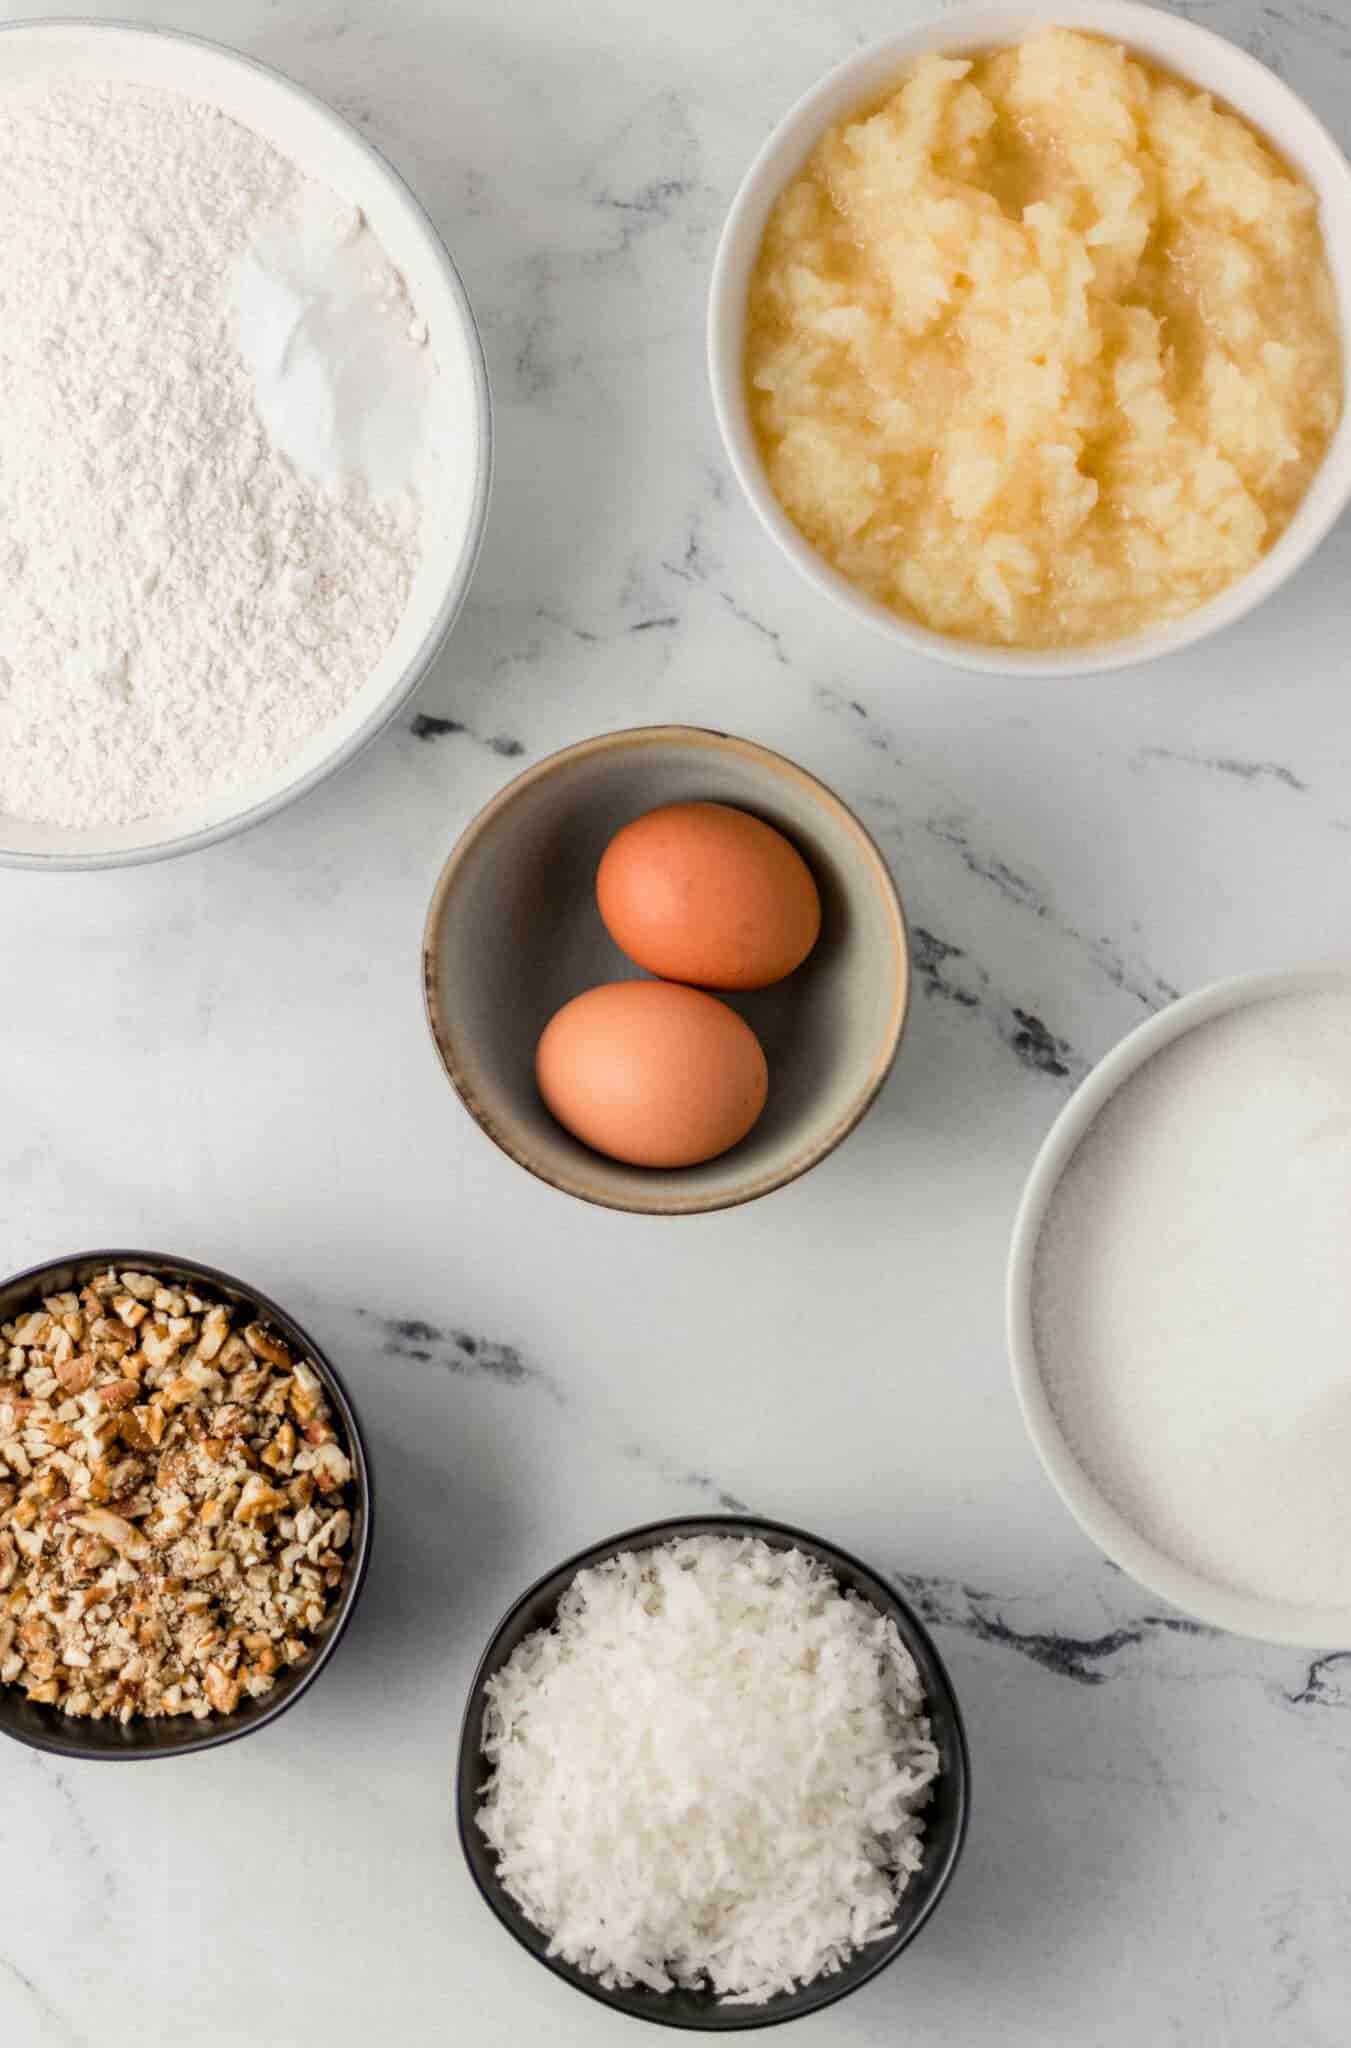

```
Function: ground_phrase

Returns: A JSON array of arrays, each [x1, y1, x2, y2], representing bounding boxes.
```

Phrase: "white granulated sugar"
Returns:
[[0, 82, 425, 830], [477, 1535, 940, 2006], [1033, 988, 1351, 1610]]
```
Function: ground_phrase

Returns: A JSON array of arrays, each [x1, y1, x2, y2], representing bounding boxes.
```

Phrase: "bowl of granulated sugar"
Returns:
[[1009, 962, 1351, 1647], [0, 21, 490, 870]]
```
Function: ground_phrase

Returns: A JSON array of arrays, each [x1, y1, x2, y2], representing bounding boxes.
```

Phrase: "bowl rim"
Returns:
[[0, 15, 493, 873], [0, 1246, 374, 1759], [707, 0, 1351, 679], [1006, 961, 1351, 1647], [421, 724, 912, 1217], [455, 1511, 971, 2031]]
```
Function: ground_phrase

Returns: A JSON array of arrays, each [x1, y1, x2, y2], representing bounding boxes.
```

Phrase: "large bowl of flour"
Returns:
[[1008, 962, 1351, 1648], [0, 21, 490, 869]]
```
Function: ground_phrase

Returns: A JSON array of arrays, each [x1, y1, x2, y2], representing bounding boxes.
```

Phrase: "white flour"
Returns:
[[0, 82, 426, 831], [1032, 988, 1351, 1610]]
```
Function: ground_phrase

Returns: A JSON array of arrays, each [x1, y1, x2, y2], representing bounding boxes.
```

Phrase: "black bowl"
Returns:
[[0, 1249, 373, 1761], [457, 1514, 970, 2031]]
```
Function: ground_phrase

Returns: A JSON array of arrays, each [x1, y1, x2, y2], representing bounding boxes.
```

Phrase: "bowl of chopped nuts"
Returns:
[[0, 1251, 371, 1759]]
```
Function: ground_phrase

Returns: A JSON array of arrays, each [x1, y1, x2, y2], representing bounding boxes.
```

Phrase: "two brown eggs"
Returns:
[[536, 803, 820, 1168]]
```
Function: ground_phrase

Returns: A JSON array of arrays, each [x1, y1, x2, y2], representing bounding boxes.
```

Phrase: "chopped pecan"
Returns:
[[0, 1270, 354, 1724], [54, 1354, 96, 1396]]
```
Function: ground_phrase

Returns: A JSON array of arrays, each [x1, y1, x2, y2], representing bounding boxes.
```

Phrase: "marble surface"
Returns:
[[3, 0, 1351, 2041]]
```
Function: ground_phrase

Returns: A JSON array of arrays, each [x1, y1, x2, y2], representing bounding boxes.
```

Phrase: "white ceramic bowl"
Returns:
[[1007, 962, 1351, 1647], [0, 19, 491, 870], [708, 0, 1351, 679]]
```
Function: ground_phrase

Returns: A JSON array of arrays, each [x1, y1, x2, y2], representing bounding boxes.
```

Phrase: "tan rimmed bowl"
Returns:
[[422, 727, 910, 1215]]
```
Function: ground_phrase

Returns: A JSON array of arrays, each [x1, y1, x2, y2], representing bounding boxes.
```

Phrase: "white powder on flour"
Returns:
[[0, 82, 427, 831], [237, 187, 434, 499], [1032, 988, 1351, 1610]]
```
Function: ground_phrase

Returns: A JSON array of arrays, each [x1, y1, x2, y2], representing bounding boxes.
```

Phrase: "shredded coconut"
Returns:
[[0, 81, 424, 830], [477, 1534, 940, 2005]]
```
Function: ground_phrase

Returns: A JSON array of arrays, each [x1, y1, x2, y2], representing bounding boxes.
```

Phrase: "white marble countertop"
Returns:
[[3, 0, 1350, 2040]]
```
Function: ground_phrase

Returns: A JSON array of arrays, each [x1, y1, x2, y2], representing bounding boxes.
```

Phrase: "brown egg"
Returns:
[[536, 980, 768, 1168], [597, 801, 822, 991]]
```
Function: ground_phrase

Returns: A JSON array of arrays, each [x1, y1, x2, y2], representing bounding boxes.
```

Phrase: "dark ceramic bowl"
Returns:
[[0, 1249, 373, 1761], [456, 1514, 969, 2031]]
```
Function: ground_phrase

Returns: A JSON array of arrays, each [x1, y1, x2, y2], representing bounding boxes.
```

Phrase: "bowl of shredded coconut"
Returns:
[[0, 21, 491, 869], [457, 1517, 969, 2028]]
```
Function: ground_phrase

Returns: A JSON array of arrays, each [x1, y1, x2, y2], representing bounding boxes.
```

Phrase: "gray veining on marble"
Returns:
[[2, 1, 1350, 2043]]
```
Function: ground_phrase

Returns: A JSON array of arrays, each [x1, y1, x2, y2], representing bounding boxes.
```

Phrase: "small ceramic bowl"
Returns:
[[0, 19, 491, 870], [456, 1513, 970, 2031], [0, 1249, 373, 1760], [1007, 963, 1351, 1647], [708, 0, 1351, 678], [423, 726, 910, 1215]]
